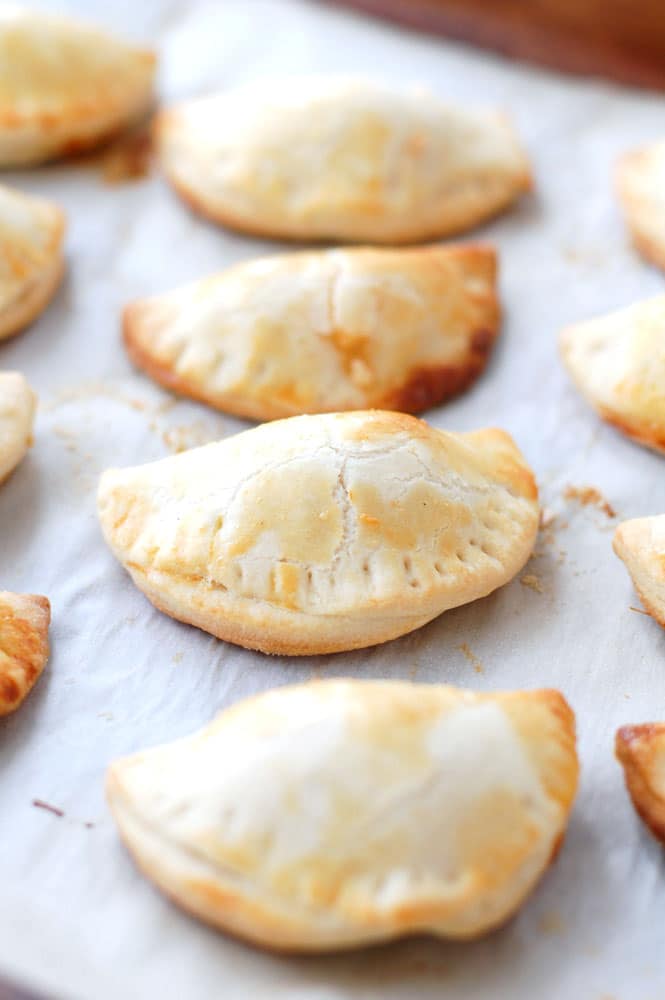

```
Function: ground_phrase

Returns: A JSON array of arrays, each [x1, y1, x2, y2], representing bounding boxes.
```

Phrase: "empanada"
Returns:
[[0, 372, 36, 484], [107, 679, 578, 952], [616, 724, 665, 843], [0, 184, 65, 340], [156, 77, 532, 244], [123, 244, 500, 420], [617, 142, 665, 273], [0, 591, 50, 716], [0, 7, 156, 167], [613, 515, 665, 627], [559, 297, 665, 453], [97, 410, 539, 655]]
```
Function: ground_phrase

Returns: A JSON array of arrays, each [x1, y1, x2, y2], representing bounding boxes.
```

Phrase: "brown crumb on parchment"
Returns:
[[521, 573, 544, 594], [563, 485, 616, 518], [102, 120, 155, 185], [457, 642, 484, 674], [32, 799, 64, 818]]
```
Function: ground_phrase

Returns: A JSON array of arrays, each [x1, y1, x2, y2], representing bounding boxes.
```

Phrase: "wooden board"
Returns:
[[330, 0, 665, 90]]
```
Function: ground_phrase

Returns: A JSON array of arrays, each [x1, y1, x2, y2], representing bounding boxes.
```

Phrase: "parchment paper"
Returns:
[[1, 1, 664, 997]]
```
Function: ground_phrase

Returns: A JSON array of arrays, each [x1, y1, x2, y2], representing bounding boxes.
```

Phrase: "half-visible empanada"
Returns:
[[613, 515, 665, 627], [98, 411, 539, 655], [616, 724, 665, 843], [617, 142, 665, 273], [156, 77, 532, 244], [559, 297, 665, 453], [0, 372, 36, 485], [107, 679, 578, 952], [123, 244, 500, 420], [0, 591, 50, 716], [0, 184, 65, 340], [0, 7, 156, 167]]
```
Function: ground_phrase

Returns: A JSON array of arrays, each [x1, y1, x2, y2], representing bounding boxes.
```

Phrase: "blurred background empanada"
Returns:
[[0, 7, 156, 167], [0, 371, 35, 485], [0, 591, 50, 716], [123, 244, 499, 419], [156, 76, 532, 243], [0, 183, 64, 340], [560, 296, 665, 453], [617, 142, 665, 273], [613, 515, 665, 627]]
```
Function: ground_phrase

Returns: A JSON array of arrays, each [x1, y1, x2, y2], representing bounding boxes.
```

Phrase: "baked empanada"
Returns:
[[613, 515, 665, 627], [616, 724, 665, 843], [156, 77, 532, 244], [0, 372, 36, 484], [0, 7, 156, 167], [559, 297, 665, 453], [0, 184, 65, 340], [123, 244, 499, 420], [107, 679, 578, 952], [0, 591, 50, 716], [97, 410, 539, 655], [617, 142, 665, 273]]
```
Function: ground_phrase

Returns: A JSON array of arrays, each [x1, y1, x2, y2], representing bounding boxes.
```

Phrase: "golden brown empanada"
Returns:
[[0, 371, 36, 484], [613, 515, 665, 627], [97, 410, 539, 655], [616, 723, 665, 843], [559, 296, 665, 453], [617, 142, 665, 273], [156, 77, 532, 244], [123, 244, 500, 420], [0, 7, 156, 167], [0, 591, 50, 716], [107, 679, 578, 952], [0, 184, 65, 340]]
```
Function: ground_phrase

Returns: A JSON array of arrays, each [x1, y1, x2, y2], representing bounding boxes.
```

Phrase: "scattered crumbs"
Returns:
[[124, 615, 138, 625], [457, 642, 484, 674], [540, 506, 557, 530], [564, 485, 616, 519], [33, 799, 64, 818], [85, 822, 95, 830], [162, 422, 220, 454], [624, 693, 631, 699], [172, 650, 184, 665], [521, 573, 544, 594], [97, 711, 114, 721], [102, 120, 154, 185], [629, 605, 650, 617], [538, 910, 564, 935]]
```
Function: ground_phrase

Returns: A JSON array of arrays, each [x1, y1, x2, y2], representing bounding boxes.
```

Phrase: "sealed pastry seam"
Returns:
[[98, 412, 539, 654], [123, 244, 500, 419], [107, 681, 578, 951]]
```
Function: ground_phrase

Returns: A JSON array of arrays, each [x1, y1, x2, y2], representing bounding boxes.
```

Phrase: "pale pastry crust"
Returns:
[[0, 591, 50, 716], [107, 679, 578, 953], [0, 7, 156, 167], [616, 724, 665, 843], [616, 142, 665, 273], [156, 77, 532, 244], [0, 371, 36, 484], [97, 410, 539, 655], [559, 296, 665, 453], [613, 516, 665, 627], [0, 184, 65, 340], [123, 244, 500, 420]]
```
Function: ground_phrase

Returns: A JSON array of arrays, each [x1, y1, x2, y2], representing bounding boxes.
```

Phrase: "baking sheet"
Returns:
[[1, 1, 665, 997]]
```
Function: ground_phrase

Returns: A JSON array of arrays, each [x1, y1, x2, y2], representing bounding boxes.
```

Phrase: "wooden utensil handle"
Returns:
[[329, 0, 665, 90]]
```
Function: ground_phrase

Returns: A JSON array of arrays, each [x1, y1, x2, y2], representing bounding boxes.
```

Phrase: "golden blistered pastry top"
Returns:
[[107, 679, 578, 951]]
